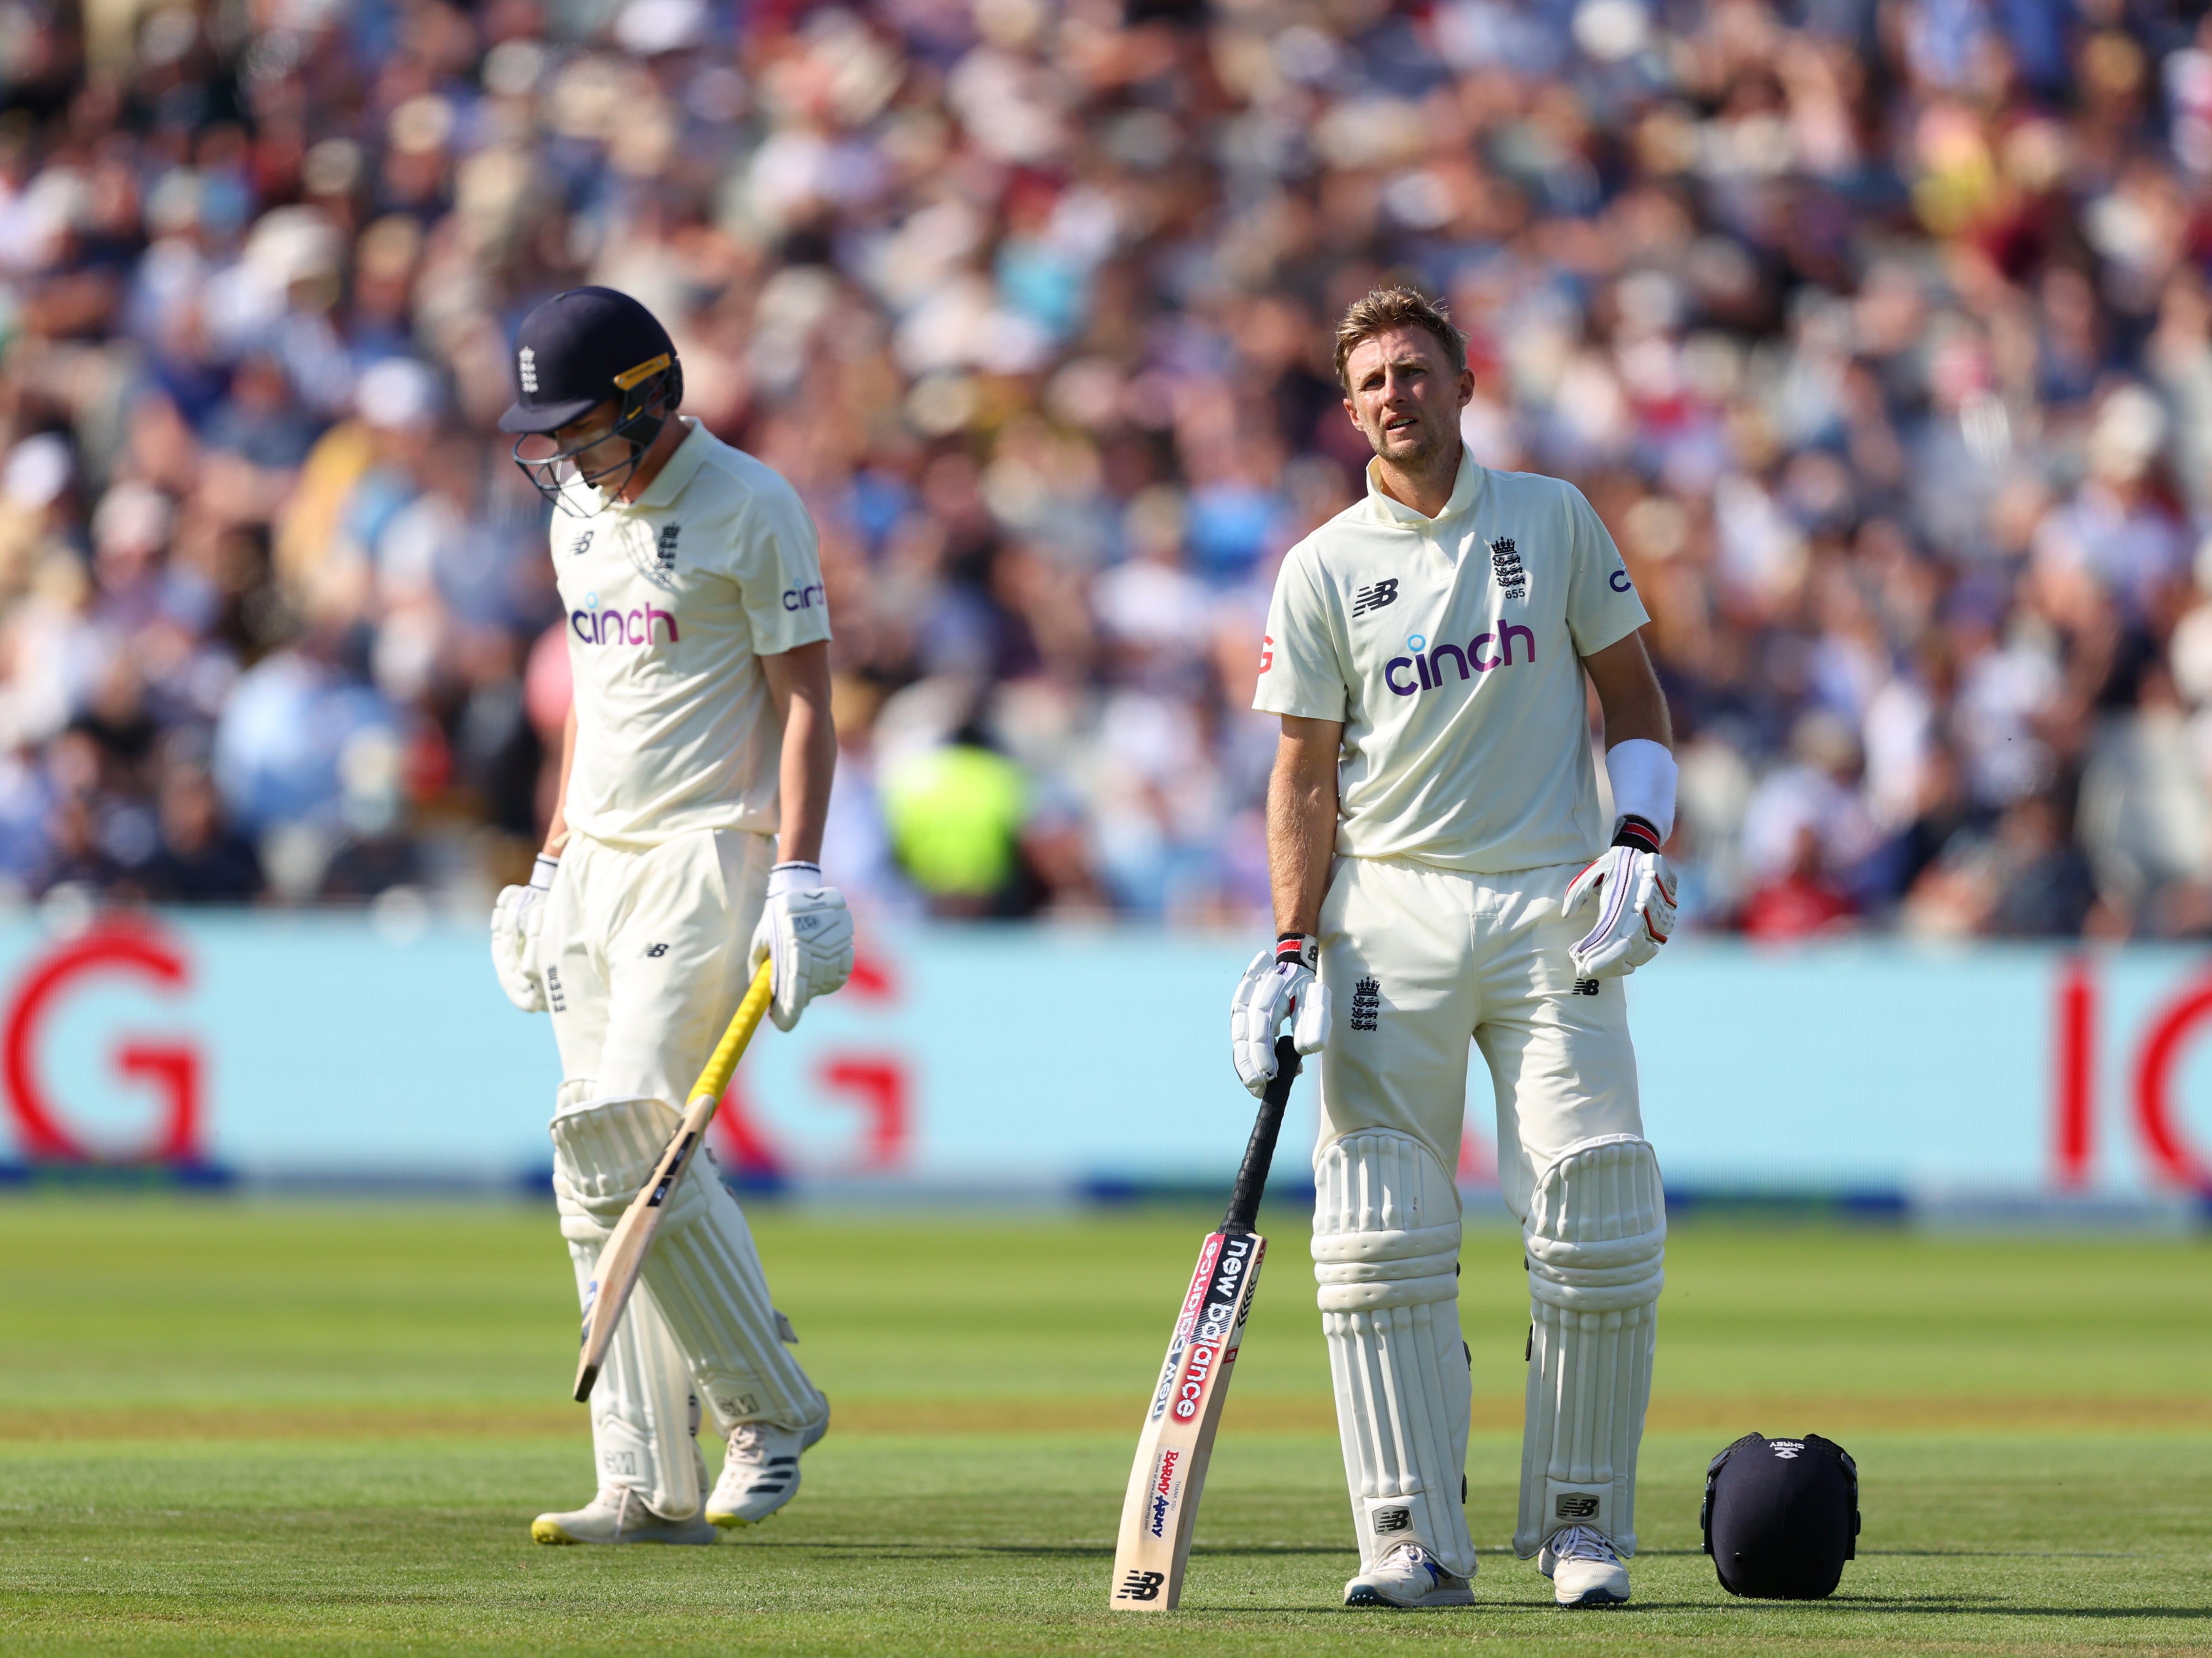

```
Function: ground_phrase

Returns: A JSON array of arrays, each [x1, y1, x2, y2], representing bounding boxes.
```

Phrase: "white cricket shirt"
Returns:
[[1254, 450, 1649, 874], [554, 419, 830, 847]]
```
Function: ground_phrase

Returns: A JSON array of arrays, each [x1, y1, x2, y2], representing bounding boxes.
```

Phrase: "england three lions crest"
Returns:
[[1490, 538, 1527, 599]]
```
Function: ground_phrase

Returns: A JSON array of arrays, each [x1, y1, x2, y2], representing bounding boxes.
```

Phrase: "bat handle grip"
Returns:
[[1222, 1034, 1301, 1237]]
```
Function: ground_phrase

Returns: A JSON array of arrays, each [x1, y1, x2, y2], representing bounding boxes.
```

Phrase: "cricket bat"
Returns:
[[572, 958, 775, 1403], [1109, 1033, 1303, 1610]]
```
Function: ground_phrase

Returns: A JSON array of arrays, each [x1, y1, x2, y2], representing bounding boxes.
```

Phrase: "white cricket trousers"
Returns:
[[1311, 855, 1655, 1577], [1316, 855, 1644, 1213], [542, 827, 773, 1110]]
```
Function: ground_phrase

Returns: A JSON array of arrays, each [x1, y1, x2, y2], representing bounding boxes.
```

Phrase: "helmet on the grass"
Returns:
[[500, 286, 683, 512], [1701, 1432, 1859, 1599]]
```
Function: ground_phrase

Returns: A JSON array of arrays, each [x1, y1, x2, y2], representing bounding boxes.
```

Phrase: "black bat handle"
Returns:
[[1222, 1034, 1302, 1237]]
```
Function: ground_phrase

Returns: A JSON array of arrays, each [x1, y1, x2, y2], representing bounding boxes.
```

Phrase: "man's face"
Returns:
[[1342, 326, 1474, 468], [544, 400, 630, 488]]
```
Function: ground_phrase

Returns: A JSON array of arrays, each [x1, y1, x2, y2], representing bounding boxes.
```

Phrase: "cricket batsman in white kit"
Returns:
[[1232, 288, 1678, 1609], [486, 287, 852, 1544]]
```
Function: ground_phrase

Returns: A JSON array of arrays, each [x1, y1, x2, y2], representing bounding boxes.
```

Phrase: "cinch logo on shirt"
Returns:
[[1383, 624, 1535, 696], [783, 582, 825, 611], [571, 591, 679, 646]]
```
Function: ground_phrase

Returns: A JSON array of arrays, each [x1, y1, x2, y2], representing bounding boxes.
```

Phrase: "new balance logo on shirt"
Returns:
[[1351, 578, 1399, 616]]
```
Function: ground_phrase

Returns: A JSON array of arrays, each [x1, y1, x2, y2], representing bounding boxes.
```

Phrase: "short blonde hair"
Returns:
[[1333, 286, 1468, 391]]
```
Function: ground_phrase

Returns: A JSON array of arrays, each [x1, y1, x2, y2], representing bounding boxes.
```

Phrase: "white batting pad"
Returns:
[[550, 1089, 826, 1438], [561, 1234, 707, 1518], [548, 1079, 703, 1518], [1312, 1130, 1477, 1579], [1515, 1134, 1665, 1559]]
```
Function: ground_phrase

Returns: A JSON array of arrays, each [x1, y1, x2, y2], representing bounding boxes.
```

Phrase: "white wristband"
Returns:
[[767, 860, 822, 899], [1604, 738, 1678, 843], [530, 855, 560, 891]]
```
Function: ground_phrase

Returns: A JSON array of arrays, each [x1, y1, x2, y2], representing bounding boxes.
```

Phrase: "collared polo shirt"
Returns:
[[1254, 450, 1648, 873], [554, 419, 830, 847]]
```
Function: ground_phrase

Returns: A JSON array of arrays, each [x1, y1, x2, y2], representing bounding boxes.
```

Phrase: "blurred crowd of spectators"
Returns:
[[5, 0, 2212, 940]]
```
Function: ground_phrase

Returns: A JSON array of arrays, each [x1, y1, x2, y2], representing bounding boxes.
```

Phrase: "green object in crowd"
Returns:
[[881, 741, 1029, 896]]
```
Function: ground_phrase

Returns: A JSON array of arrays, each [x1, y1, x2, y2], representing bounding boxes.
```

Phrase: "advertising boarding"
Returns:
[[0, 909, 2206, 1202]]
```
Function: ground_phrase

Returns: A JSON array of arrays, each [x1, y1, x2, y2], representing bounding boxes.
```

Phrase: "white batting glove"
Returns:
[[749, 861, 855, 1031], [1230, 934, 1332, 1098], [1564, 817, 1678, 980], [489, 854, 559, 1013]]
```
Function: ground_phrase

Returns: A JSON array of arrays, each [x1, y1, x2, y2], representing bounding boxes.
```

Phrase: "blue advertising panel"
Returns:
[[0, 911, 2208, 1201]]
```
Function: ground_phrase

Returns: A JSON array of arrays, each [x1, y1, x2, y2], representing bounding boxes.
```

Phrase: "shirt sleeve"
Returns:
[[1251, 543, 1348, 721], [1562, 483, 1649, 657], [733, 477, 832, 655]]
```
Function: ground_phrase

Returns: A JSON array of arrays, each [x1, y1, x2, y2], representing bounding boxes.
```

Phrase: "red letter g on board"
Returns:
[[2, 922, 204, 1163]]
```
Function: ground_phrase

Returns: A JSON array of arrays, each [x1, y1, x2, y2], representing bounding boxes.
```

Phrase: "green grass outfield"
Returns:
[[1, 1199, 2208, 1656]]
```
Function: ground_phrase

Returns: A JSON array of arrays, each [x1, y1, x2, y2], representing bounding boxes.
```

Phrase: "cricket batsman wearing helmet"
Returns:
[[1233, 287, 1675, 1609], [487, 287, 852, 1544]]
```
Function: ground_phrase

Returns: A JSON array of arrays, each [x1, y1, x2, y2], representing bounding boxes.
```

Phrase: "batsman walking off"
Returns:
[[1232, 288, 1677, 1609], [486, 287, 852, 1544]]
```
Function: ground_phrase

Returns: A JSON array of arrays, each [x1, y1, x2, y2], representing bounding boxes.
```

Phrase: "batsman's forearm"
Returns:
[[1266, 747, 1337, 937], [774, 680, 835, 866], [544, 704, 577, 856], [1583, 628, 1672, 751]]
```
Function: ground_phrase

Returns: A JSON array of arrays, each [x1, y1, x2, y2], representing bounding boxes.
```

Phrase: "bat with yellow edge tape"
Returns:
[[1109, 1034, 1302, 1610], [572, 958, 775, 1403]]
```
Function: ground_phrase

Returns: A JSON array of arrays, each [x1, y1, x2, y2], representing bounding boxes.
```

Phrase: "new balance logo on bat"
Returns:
[[1174, 1235, 1257, 1420], [1117, 1570, 1165, 1601], [1352, 578, 1399, 616]]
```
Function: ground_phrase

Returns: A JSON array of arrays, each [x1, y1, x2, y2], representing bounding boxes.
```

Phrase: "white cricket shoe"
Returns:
[[705, 1408, 830, 1528], [1344, 1542, 1476, 1608], [530, 1487, 718, 1546], [1539, 1524, 1630, 1606]]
